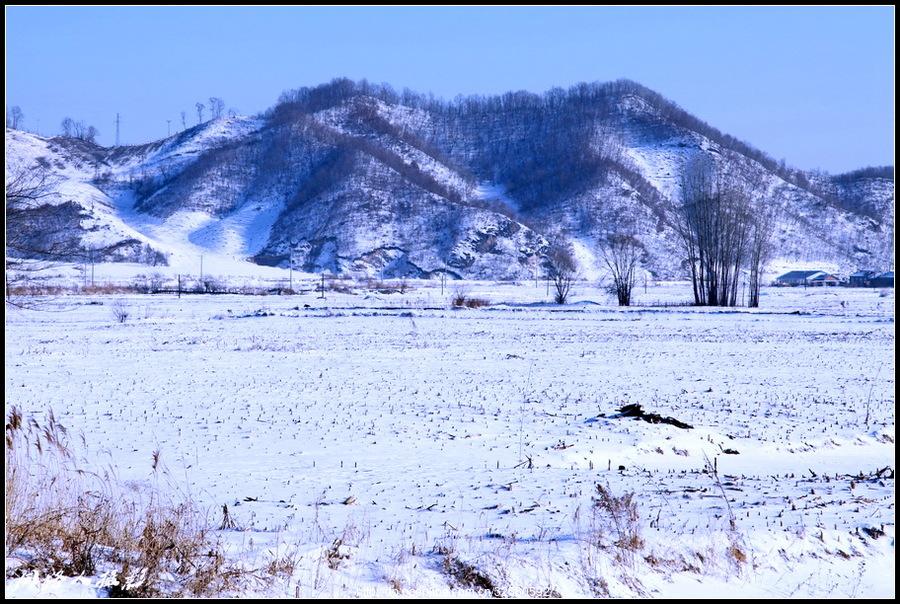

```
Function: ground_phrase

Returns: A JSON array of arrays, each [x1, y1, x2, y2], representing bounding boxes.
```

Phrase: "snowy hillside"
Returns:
[[5, 79, 894, 279]]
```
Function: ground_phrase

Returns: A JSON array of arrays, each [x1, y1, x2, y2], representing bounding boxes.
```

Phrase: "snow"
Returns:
[[109, 116, 264, 174], [6, 123, 285, 274], [473, 182, 520, 215], [569, 238, 604, 281], [4, 282, 894, 598]]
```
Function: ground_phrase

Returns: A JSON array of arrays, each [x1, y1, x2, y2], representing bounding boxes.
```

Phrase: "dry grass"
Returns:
[[575, 482, 646, 595], [5, 283, 70, 297], [4, 406, 261, 597], [431, 539, 502, 597], [80, 283, 144, 295], [324, 538, 349, 570], [590, 483, 645, 561], [451, 289, 490, 308], [439, 553, 500, 596], [365, 278, 414, 295]]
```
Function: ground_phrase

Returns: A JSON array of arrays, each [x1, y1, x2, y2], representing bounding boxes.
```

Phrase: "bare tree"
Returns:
[[747, 202, 777, 307], [195, 102, 205, 124], [61, 119, 99, 143], [7, 163, 57, 217], [72, 121, 87, 139], [8, 106, 24, 129], [208, 97, 225, 120], [180, 110, 187, 131], [5, 161, 67, 302], [83, 125, 99, 143], [61, 117, 75, 137], [600, 233, 642, 306], [546, 238, 577, 304], [672, 156, 754, 307]]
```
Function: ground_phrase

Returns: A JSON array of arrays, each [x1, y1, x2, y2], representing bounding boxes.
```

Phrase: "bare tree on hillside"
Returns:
[[83, 125, 99, 143], [59, 118, 99, 143], [180, 110, 187, 131], [61, 117, 75, 137], [8, 106, 24, 129], [208, 97, 225, 120], [195, 102, 205, 125]]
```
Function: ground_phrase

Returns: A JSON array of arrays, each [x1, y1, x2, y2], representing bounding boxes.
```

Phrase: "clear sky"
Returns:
[[6, 6, 894, 173]]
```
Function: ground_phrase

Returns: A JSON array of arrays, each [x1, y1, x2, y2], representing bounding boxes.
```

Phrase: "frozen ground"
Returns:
[[5, 281, 895, 598]]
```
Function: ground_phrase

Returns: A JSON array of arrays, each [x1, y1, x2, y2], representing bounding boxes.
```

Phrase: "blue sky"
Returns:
[[6, 6, 894, 173]]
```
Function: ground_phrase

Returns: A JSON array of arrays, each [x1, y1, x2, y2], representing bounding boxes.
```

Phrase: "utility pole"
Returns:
[[115, 113, 120, 146], [289, 252, 293, 292], [319, 272, 326, 299], [200, 254, 204, 283]]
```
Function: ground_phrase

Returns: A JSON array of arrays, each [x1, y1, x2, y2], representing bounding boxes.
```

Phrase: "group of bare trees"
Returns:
[[672, 156, 775, 307], [542, 234, 643, 306], [541, 157, 775, 308], [7, 105, 24, 129], [193, 97, 226, 126], [60, 118, 99, 142]]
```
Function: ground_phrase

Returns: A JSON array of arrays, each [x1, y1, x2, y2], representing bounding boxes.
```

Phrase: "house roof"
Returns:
[[850, 270, 876, 278], [808, 273, 839, 281], [876, 271, 894, 279], [778, 270, 825, 281]]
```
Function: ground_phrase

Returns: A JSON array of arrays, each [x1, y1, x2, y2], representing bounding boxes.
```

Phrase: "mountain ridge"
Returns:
[[5, 78, 894, 280]]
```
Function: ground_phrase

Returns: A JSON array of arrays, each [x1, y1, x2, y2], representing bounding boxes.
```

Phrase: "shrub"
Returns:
[[327, 281, 353, 294], [111, 301, 130, 323], [451, 286, 489, 308], [451, 288, 489, 308], [199, 277, 225, 294]]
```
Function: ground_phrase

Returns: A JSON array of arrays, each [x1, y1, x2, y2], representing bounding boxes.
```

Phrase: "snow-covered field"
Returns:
[[5, 281, 895, 598]]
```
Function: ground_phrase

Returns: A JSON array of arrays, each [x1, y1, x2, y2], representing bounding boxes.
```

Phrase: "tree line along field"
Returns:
[[4, 282, 894, 597]]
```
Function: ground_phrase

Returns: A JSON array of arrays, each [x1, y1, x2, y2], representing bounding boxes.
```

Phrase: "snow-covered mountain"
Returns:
[[5, 79, 894, 279]]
